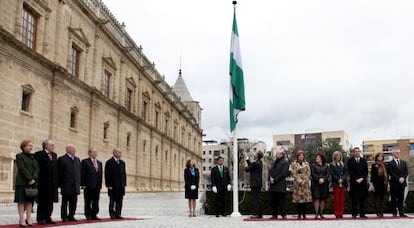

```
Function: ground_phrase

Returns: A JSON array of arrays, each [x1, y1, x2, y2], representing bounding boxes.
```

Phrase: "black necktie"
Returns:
[[397, 159, 400, 166]]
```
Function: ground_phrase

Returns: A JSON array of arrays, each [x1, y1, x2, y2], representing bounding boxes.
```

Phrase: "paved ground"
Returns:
[[0, 192, 413, 227]]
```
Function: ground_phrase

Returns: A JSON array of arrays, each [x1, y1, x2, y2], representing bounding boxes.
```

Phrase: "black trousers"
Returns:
[[351, 193, 366, 216], [61, 194, 78, 220], [270, 191, 286, 217], [109, 195, 123, 218], [390, 185, 405, 215], [214, 189, 227, 216], [251, 187, 262, 216], [84, 188, 100, 218], [296, 203, 307, 216], [37, 194, 54, 222]]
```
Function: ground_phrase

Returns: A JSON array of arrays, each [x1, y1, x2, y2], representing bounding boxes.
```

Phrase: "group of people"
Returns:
[[14, 139, 127, 227], [205, 147, 409, 219]]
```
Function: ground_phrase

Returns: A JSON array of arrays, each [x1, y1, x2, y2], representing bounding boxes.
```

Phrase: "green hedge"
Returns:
[[204, 191, 414, 215]]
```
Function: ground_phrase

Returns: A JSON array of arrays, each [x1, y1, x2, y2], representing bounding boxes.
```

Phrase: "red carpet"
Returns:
[[0, 217, 143, 228], [244, 215, 413, 221]]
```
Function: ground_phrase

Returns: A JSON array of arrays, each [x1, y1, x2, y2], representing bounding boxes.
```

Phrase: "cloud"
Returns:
[[103, 0, 414, 149]]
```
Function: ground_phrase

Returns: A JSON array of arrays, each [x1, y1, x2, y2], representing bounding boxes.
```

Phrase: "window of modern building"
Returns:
[[103, 70, 111, 97], [326, 138, 341, 144], [21, 5, 37, 49], [203, 167, 206, 171], [143, 140, 146, 153], [70, 44, 81, 77], [203, 151, 206, 155], [21, 84, 35, 112], [69, 106, 78, 129], [277, 140, 291, 146], [208, 158, 212, 162], [209, 151, 212, 155], [209, 167, 212, 170], [213, 150, 220, 156]]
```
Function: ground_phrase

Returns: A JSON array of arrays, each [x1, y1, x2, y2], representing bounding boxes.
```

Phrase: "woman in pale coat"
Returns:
[[291, 150, 312, 219]]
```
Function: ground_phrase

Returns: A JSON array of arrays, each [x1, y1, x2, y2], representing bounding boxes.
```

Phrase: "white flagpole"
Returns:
[[231, 126, 241, 217]]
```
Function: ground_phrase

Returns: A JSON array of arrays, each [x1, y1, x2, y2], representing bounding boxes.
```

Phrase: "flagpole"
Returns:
[[231, 125, 241, 217], [230, 0, 241, 218]]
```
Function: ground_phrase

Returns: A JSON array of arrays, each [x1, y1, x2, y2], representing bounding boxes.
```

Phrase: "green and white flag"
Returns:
[[229, 10, 245, 132]]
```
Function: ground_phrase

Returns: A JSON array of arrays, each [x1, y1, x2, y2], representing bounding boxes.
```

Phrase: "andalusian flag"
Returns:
[[229, 9, 245, 132]]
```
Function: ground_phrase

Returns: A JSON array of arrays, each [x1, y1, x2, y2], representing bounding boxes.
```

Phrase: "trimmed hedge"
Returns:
[[204, 191, 414, 215]]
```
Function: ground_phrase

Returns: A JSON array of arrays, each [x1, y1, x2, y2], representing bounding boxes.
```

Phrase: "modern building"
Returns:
[[362, 138, 414, 161], [0, 0, 202, 201], [202, 139, 267, 190], [272, 130, 350, 154]]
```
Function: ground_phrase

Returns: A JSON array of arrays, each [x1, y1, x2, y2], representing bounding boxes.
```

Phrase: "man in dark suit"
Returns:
[[210, 155, 231, 217], [105, 148, 127, 219], [268, 150, 289, 219], [81, 148, 103, 220], [347, 147, 368, 218], [35, 140, 58, 225], [388, 149, 408, 217], [57, 144, 81, 222], [244, 150, 263, 218]]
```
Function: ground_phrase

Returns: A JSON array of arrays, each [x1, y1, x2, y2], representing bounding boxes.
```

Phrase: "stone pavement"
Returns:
[[0, 192, 413, 228]]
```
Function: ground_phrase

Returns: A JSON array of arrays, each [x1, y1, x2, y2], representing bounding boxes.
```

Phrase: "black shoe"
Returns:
[[393, 213, 398, 217], [86, 217, 92, 221], [92, 216, 101, 220], [221, 214, 227, 217], [250, 215, 262, 219], [45, 220, 56, 224], [352, 215, 357, 219], [400, 214, 408, 217], [110, 216, 117, 219], [281, 215, 287, 220], [215, 215, 220, 217], [37, 220, 46, 225], [270, 215, 278, 220], [339, 215, 343, 218], [62, 218, 68, 222], [360, 215, 368, 219], [319, 214, 325, 219], [115, 215, 124, 219]]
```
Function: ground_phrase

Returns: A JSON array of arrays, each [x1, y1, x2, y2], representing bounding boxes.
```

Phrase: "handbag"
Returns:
[[25, 187, 38, 198]]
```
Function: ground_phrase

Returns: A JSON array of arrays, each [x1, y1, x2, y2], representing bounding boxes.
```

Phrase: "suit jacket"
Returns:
[[388, 159, 408, 188], [347, 157, 368, 196], [58, 154, 81, 196], [210, 165, 231, 192], [268, 158, 289, 193], [81, 158, 103, 190], [184, 168, 200, 190], [329, 162, 348, 188], [105, 157, 127, 197], [35, 150, 58, 202], [245, 159, 263, 188]]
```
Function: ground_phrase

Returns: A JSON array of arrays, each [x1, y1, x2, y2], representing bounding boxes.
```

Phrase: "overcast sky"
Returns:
[[103, 0, 414, 150]]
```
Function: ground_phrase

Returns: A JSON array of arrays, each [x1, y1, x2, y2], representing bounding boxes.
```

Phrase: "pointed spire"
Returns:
[[173, 68, 193, 101]]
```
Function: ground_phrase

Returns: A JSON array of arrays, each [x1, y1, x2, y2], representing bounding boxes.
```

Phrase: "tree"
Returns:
[[322, 141, 345, 163]]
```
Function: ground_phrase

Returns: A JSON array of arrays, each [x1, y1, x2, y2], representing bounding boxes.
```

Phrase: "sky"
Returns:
[[102, 0, 414, 150]]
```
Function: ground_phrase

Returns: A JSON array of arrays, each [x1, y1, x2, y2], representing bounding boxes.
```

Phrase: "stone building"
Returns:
[[0, 0, 202, 200]]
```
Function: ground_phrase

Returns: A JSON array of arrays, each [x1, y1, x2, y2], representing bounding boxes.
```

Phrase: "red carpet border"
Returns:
[[0, 217, 143, 228], [244, 215, 413, 221]]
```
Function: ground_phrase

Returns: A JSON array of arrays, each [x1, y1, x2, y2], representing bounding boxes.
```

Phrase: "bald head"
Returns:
[[113, 148, 122, 159], [66, 144, 76, 156]]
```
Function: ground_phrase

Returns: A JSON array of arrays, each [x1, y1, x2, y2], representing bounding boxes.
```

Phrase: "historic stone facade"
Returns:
[[0, 0, 202, 201]]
